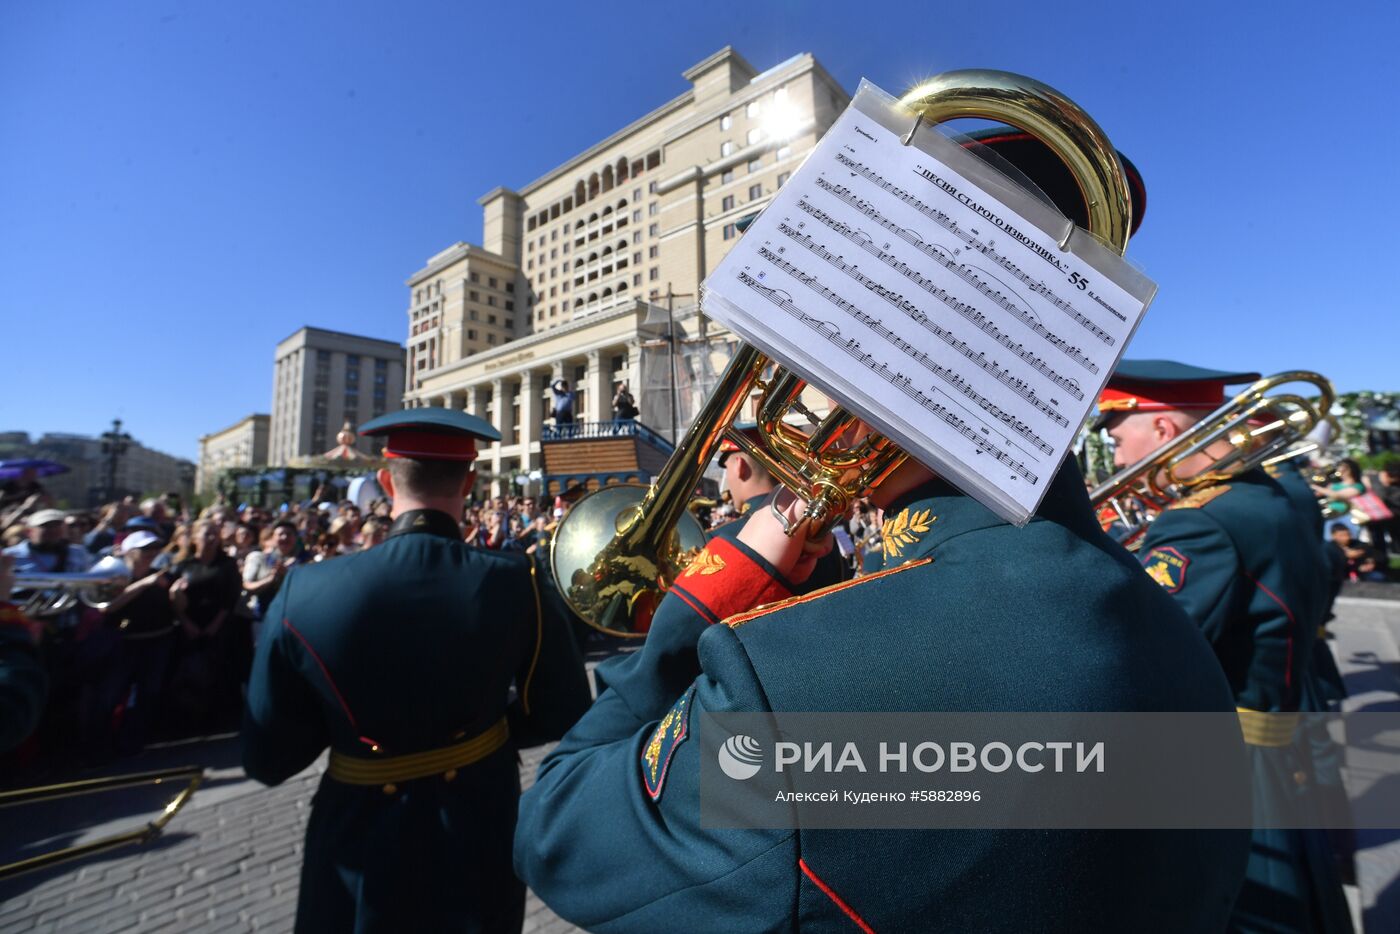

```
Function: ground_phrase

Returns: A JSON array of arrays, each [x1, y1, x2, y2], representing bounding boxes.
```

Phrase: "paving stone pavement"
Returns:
[[0, 742, 578, 934], [2, 599, 1397, 932]]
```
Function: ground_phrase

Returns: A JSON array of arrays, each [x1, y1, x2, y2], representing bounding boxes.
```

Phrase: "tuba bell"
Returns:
[[551, 69, 1137, 636]]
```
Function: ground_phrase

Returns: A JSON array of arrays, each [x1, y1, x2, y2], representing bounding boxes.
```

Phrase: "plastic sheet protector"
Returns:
[[702, 79, 1157, 524]]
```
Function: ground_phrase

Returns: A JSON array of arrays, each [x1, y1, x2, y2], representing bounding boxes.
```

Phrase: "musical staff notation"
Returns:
[[738, 270, 1040, 484], [831, 152, 1123, 335], [776, 221, 1085, 402], [802, 188, 1102, 372], [756, 245, 1069, 436]]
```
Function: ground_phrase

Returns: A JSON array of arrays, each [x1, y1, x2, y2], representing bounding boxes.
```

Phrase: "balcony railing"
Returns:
[[541, 419, 673, 452]]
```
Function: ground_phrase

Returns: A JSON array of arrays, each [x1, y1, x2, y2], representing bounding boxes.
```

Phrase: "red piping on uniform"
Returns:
[[800, 858, 876, 933], [670, 585, 718, 625], [1241, 572, 1296, 692], [282, 618, 375, 745]]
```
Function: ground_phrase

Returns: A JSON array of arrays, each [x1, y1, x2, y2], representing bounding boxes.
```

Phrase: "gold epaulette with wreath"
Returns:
[[1167, 484, 1232, 511]]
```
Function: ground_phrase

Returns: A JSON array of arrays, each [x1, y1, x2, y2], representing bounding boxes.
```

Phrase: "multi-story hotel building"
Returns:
[[404, 47, 849, 493], [196, 414, 270, 494], [270, 327, 405, 464]]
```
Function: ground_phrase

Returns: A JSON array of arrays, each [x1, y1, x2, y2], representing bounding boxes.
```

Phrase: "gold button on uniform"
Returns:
[[382, 783, 398, 795]]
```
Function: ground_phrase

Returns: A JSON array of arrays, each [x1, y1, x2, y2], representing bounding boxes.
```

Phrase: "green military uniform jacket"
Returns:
[[517, 464, 1249, 932], [1138, 470, 1351, 933], [1266, 459, 1347, 707], [243, 509, 591, 934]]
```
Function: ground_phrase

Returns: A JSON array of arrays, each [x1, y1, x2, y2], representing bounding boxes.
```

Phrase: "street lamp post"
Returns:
[[99, 418, 132, 503]]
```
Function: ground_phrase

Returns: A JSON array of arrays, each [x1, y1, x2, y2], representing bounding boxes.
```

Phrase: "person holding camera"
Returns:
[[612, 380, 638, 422]]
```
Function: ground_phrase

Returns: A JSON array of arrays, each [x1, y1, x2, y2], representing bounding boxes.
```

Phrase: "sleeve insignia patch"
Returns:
[[683, 550, 726, 578], [882, 507, 935, 560], [641, 686, 694, 801], [1143, 546, 1190, 593], [1167, 484, 1231, 511]]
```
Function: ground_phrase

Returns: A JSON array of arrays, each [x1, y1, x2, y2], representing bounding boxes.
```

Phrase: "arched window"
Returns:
[[602, 205, 613, 217], [616, 199, 628, 212], [602, 287, 613, 299], [588, 292, 599, 303], [602, 165, 614, 192], [575, 219, 585, 231], [617, 158, 629, 182], [575, 181, 586, 204], [588, 252, 599, 263], [617, 280, 629, 291], [589, 173, 600, 198], [589, 212, 599, 224]]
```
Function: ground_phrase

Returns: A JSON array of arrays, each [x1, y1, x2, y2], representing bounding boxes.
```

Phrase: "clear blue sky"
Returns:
[[3, 0, 1396, 460]]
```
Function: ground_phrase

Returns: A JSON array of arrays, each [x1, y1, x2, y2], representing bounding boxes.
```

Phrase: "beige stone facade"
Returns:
[[196, 414, 270, 494], [270, 327, 405, 464], [405, 48, 849, 493]]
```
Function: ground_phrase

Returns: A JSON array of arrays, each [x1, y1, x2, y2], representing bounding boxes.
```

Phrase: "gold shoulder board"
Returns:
[[1167, 484, 1232, 511]]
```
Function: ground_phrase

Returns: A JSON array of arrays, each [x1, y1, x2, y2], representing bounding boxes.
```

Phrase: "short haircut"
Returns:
[[273, 519, 298, 535], [389, 457, 473, 500], [1328, 522, 1350, 536]]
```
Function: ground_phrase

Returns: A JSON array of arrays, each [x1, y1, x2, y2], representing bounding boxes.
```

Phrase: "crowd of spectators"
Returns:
[[0, 490, 397, 772], [1319, 456, 1400, 583], [7, 450, 1390, 770]]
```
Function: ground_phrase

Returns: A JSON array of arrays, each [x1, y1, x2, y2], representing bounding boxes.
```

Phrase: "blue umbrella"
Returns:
[[0, 458, 71, 481]]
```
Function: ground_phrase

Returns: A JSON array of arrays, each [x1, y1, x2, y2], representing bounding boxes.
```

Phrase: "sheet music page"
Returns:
[[701, 79, 1157, 525]]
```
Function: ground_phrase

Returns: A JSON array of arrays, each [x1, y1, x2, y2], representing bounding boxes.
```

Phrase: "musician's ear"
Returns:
[[377, 468, 396, 501]]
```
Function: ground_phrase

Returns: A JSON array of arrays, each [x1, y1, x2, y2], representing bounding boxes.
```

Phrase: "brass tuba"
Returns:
[[551, 69, 1136, 636], [1090, 371, 1335, 547]]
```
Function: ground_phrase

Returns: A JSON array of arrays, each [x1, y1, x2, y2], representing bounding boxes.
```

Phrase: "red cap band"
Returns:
[[382, 430, 477, 462], [1098, 380, 1226, 415]]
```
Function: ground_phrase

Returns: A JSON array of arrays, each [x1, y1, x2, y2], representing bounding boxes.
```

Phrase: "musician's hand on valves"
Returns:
[[736, 487, 834, 585]]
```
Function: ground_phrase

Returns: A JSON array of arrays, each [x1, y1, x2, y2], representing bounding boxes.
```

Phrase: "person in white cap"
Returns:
[[98, 530, 178, 754], [3, 509, 93, 581]]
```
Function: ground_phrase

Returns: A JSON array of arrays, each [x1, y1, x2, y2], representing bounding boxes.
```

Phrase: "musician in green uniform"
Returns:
[[516, 134, 1252, 932], [243, 408, 591, 933], [1266, 448, 1354, 882], [709, 422, 849, 592], [1267, 456, 1348, 704], [1100, 360, 1352, 933]]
